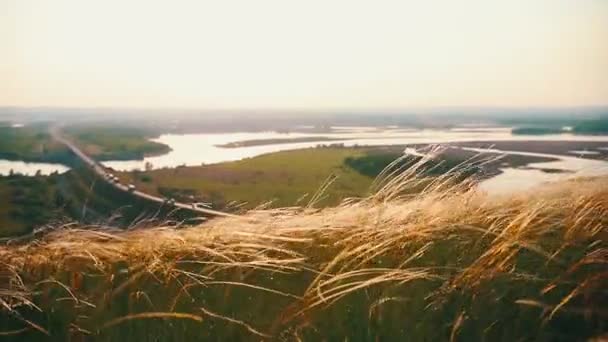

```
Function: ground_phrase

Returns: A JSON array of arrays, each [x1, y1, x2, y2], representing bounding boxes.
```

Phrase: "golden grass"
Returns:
[[0, 156, 607, 340]]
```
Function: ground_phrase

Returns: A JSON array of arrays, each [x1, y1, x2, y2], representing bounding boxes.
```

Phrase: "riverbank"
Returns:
[[0, 125, 73, 165], [101, 127, 608, 171], [65, 125, 172, 161], [216, 136, 349, 148], [451, 140, 608, 160], [115, 145, 558, 210]]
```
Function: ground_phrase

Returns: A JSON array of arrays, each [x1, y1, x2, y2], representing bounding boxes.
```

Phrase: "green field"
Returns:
[[118, 147, 383, 209], [1, 146, 386, 236], [66, 125, 171, 161], [116, 145, 515, 211]]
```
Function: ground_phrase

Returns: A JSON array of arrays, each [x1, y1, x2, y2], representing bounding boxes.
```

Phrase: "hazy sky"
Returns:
[[2, 0, 607, 109]]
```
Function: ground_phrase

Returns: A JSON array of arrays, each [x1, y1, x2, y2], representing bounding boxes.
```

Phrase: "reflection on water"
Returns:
[[102, 128, 608, 171], [99, 128, 608, 195], [472, 148, 608, 195], [569, 150, 600, 155], [478, 168, 563, 195], [0, 160, 70, 176]]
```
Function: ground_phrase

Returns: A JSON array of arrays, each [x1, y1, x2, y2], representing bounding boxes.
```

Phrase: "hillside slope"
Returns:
[[1, 170, 607, 341]]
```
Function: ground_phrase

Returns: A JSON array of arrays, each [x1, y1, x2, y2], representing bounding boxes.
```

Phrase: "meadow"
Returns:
[[117, 147, 379, 209], [0, 157, 606, 341], [116, 145, 554, 211]]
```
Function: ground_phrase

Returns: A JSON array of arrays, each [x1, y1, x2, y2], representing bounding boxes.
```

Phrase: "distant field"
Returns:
[[117, 148, 377, 209], [66, 125, 171, 161], [115, 145, 556, 211]]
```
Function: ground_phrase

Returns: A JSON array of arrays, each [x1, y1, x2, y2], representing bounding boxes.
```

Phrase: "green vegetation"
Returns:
[[0, 174, 64, 237], [0, 122, 170, 164], [119, 147, 376, 209], [0, 166, 190, 239], [0, 143, 558, 238], [573, 118, 608, 134], [66, 125, 171, 161], [0, 169, 137, 238], [511, 126, 565, 135], [511, 117, 608, 135], [345, 150, 467, 177], [0, 124, 71, 163], [344, 149, 403, 177], [118, 146, 554, 211], [0, 174, 606, 340]]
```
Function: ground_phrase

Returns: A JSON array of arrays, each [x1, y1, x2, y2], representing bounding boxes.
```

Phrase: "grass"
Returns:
[[0, 167, 186, 239], [66, 125, 171, 161], [0, 183, 24, 236], [1, 155, 607, 341], [0, 175, 63, 238], [117, 145, 547, 211], [118, 147, 377, 209]]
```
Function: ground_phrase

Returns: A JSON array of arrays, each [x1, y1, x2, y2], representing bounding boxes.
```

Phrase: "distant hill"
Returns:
[[512, 117, 608, 135], [573, 118, 608, 134]]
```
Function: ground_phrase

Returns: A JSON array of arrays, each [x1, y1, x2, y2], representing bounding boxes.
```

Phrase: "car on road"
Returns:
[[127, 184, 136, 192], [193, 202, 212, 209]]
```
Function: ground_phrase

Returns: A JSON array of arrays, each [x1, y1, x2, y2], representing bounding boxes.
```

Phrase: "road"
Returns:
[[50, 127, 235, 219]]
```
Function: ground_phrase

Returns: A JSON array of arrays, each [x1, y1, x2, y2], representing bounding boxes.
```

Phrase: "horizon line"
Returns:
[[2, 105, 608, 113]]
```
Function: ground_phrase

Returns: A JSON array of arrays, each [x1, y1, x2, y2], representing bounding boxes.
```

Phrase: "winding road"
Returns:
[[50, 127, 235, 218]]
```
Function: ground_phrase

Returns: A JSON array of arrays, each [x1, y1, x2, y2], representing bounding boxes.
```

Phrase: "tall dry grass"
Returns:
[[0, 155, 607, 341]]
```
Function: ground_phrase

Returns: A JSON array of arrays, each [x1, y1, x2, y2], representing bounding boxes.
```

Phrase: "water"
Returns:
[[102, 128, 608, 171], [97, 128, 608, 195], [468, 148, 608, 195], [0, 160, 70, 176], [2, 127, 606, 194], [568, 150, 600, 155]]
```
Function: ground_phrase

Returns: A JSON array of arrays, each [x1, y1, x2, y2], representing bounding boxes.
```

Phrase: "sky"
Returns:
[[2, 0, 607, 109]]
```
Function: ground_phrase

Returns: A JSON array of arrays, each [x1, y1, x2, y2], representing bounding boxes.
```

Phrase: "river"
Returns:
[[462, 147, 608, 195], [0, 160, 70, 176], [3, 127, 608, 195], [97, 127, 608, 195], [102, 127, 608, 170]]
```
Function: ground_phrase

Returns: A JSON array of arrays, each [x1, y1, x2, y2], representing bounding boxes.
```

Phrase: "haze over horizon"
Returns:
[[3, 0, 607, 109]]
